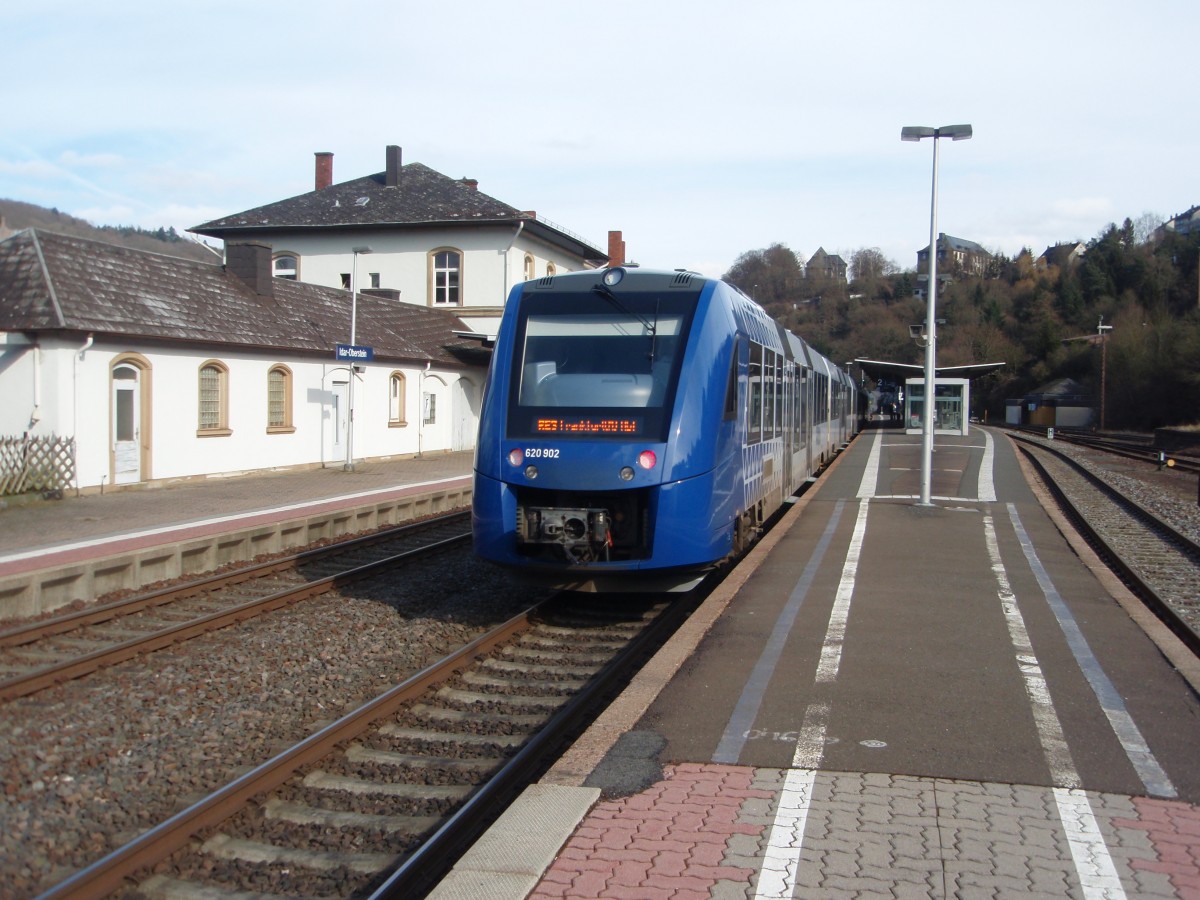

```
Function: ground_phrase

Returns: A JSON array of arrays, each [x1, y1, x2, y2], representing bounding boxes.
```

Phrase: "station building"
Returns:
[[0, 232, 487, 492], [191, 145, 611, 340], [1, 144, 612, 494]]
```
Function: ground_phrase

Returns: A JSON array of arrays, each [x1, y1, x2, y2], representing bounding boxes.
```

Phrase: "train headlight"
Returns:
[[637, 450, 657, 470], [524, 465, 538, 480], [602, 268, 625, 287], [507, 448, 524, 467], [619, 466, 635, 481]]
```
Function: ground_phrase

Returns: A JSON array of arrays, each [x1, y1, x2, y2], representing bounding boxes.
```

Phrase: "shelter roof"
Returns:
[[854, 358, 1006, 385]]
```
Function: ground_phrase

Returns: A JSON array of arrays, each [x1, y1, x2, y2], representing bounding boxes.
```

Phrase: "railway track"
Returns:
[[38, 592, 688, 899], [1008, 424, 1200, 476], [0, 513, 471, 701], [1011, 434, 1200, 656]]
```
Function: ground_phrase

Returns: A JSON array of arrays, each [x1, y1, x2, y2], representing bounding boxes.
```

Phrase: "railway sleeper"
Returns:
[[344, 743, 498, 773], [377, 724, 527, 749], [408, 703, 544, 729], [433, 685, 571, 712], [480, 657, 601, 679], [263, 797, 440, 836], [302, 770, 472, 801], [459, 670, 589, 692], [500, 645, 613, 665], [199, 832, 396, 874]]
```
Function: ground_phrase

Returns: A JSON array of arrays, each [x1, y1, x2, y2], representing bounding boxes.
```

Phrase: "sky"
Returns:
[[2, 0, 1195, 279]]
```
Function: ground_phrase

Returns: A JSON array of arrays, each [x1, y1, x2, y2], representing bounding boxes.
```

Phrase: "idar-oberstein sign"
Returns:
[[335, 344, 374, 362]]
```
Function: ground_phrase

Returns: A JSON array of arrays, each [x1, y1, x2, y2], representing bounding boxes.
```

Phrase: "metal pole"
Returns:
[[1100, 323, 1107, 431], [919, 138, 940, 506], [345, 252, 360, 472]]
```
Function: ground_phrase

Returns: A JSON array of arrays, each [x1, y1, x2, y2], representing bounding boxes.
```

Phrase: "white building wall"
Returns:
[[0, 333, 482, 491], [248, 224, 591, 315]]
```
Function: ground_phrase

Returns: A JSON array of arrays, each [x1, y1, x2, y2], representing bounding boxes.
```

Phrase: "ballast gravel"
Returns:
[[0, 551, 540, 897]]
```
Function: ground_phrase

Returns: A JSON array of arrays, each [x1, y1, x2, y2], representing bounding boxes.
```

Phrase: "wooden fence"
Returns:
[[0, 435, 77, 497]]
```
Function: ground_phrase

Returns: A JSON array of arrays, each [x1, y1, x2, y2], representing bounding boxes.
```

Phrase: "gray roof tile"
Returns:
[[0, 229, 479, 367], [192, 162, 524, 232]]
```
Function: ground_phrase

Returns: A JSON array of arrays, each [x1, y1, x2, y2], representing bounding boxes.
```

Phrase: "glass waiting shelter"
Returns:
[[904, 377, 969, 436]]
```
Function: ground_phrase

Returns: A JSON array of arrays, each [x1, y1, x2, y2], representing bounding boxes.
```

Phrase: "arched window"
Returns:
[[198, 360, 231, 435], [523, 253, 535, 281], [429, 248, 462, 305], [267, 365, 294, 432], [273, 253, 298, 280], [546, 262, 557, 277], [389, 371, 407, 425]]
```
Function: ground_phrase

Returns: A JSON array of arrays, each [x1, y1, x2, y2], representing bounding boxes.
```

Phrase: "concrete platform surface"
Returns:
[[442, 425, 1200, 899], [0, 451, 473, 617]]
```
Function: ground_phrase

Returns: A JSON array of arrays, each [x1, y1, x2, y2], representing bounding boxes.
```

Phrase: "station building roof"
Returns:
[[0, 228, 484, 367], [190, 147, 608, 266]]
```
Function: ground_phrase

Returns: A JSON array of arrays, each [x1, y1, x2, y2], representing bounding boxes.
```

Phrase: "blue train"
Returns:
[[472, 267, 860, 591]]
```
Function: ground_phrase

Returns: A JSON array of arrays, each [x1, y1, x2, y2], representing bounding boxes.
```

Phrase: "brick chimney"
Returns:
[[460, 178, 478, 191], [314, 151, 333, 190], [608, 230, 626, 267], [226, 241, 274, 299], [386, 145, 402, 187]]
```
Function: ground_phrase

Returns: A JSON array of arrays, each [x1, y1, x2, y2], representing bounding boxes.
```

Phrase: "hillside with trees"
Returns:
[[723, 222, 1200, 430], [0, 199, 219, 263]]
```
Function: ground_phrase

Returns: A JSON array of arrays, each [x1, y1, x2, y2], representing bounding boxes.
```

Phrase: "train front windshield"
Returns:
[[507, 291, 696, 441]]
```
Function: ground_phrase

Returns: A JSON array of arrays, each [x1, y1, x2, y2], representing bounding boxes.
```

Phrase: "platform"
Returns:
[[435, 424, 1200, 899], [0, 451, 474, 618]]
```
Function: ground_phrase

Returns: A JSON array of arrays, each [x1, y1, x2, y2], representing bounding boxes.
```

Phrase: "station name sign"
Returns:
[[335, 344, 374, 362]]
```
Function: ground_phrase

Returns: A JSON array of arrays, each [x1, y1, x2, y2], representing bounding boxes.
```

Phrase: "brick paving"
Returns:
[[1118, 797, 1200, 898], [530, 764, 766, 899], [531, 765, 1200, 898]]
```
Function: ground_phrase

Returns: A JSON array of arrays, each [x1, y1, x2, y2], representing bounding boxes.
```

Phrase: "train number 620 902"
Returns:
[[524, 447, 560, 459]]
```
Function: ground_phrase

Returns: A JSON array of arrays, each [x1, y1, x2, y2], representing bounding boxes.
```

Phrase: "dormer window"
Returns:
[[273, 254, 298, 280]]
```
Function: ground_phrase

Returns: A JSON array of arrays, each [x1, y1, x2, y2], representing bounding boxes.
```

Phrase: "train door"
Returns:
[[781, 361, 793, 491]]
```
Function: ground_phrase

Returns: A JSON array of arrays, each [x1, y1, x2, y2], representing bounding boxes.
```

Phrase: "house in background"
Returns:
[[806, 247, 847, 282], [191, 145, 611, 338], [0, 230, 486, 491], [1156, 204, 1200, 239], [1036, 241, 1086, 270], [915, 233, 991, 294], [1005, 377, 1094, 428]]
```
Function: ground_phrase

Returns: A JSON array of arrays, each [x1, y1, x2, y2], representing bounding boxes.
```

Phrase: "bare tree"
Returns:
[[849, 247, 895, 281]]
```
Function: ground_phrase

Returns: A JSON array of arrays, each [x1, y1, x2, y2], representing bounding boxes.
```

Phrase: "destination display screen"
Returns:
[[536, 417, 642, 435]]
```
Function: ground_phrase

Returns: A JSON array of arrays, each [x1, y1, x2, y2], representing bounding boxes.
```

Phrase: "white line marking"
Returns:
[[815, 498, 868, 684], [754, 768, 816, 900], [988, 514, 1130, 896], [1007, 504, 1176, 798], [984, 514, 1080, 788], [977, 426, 997, 502], [857, 430, 882, 499], [1055, 787, 1128, 899], [755, 497, 870, 899]]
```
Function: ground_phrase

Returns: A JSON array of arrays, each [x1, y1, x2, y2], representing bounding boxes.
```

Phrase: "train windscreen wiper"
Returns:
[[592, 284, 659, 362]]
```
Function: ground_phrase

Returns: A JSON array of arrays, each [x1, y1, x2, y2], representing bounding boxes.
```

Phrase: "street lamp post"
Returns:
[[901, 124, 972, 506], [1097, 316, 1112, 430], [345, 245, 372, 471]]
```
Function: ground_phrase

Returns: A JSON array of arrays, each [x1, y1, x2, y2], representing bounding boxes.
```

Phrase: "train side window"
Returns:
[[723, 342, 739, 421], [748, 342, 763, 443]]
